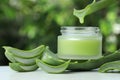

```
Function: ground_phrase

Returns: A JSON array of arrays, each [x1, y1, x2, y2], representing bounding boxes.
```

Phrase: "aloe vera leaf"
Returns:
[[68, 49, 120, 70], [13, 56, 40, 65], [41, 47, 65, 66], [5, 50, 40, 65], [99, 60, 120, 73], [36, 59, 70, 74], [20, 64, 38, 71], [9, 63, 38, 72], [9, 63, 25, 72], [73, 0, 117, 23], [3, 45, 45, 58]]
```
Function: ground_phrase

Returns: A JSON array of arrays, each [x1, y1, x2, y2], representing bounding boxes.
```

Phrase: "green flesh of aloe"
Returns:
[[3, 45, 45, 58], [41, 47, 65, 66], [5, 51, 40, 65], [36, 59, 70, 74], [99, 60, 120, 73], [5, 51, 16, 63], [9, 63, 38, 72]]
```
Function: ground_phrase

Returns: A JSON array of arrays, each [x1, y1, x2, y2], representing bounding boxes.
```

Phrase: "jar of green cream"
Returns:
[[57, 27, 102, 60]]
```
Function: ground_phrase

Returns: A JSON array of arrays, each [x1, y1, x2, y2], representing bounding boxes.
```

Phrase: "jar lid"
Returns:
[[61, 26, 100, 34]]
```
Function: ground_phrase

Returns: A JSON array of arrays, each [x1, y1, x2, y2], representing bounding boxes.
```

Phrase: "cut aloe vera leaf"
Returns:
[[41, 47, 65, 66], [9, 63, 25, 72], [73, 0, 117, 24], [20, 64, 38, 71], [5, 51, 16, 63], [36, 59, 70, 74], [13, 56, 40, 65], [9, 63, 38, 72], [3, 45, 45, 58], [68, 49, 120, 70], [5, 51, 40, 65], [99, 60, 120, 73]]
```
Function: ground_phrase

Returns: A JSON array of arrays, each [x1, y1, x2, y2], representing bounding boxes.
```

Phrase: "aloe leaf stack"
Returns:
[[3, 45, 45, 72]]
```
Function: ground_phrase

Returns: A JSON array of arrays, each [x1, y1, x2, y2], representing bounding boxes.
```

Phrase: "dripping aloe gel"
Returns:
[[57, 27, 102, 60]]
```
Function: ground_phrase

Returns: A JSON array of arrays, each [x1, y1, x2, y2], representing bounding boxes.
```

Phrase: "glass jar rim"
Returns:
[[61, 26, 99, 31], [60, 26, 100, 34]]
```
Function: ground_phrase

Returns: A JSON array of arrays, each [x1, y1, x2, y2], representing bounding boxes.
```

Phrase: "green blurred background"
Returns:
[[0, 0, 120, 65]]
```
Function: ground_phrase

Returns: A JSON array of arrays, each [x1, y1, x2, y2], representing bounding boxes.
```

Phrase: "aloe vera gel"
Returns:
[[57, 27, 102, 60]]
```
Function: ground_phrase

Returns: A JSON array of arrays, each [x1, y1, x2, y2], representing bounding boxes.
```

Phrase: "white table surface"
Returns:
[[0, 66, 120, 80]]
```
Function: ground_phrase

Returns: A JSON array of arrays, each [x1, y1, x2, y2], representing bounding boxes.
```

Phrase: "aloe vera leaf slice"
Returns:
[[36, 59, 70, 74], [5, 51, 40, 65], [9, 63, 25, 72], [20, 64, 38, 71], [13, 56, 40, 65], [9, 63, 38, 72], [3, 45, 45, 58], [41, 47, 65, 66], [99, 60, 120, 73]]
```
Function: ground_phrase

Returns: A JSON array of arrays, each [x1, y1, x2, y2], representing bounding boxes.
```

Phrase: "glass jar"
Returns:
[[57, 27, 102, 60]]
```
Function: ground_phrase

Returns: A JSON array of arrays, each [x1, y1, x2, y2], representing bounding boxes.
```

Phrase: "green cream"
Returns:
[[57, 36, 102, 60]]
